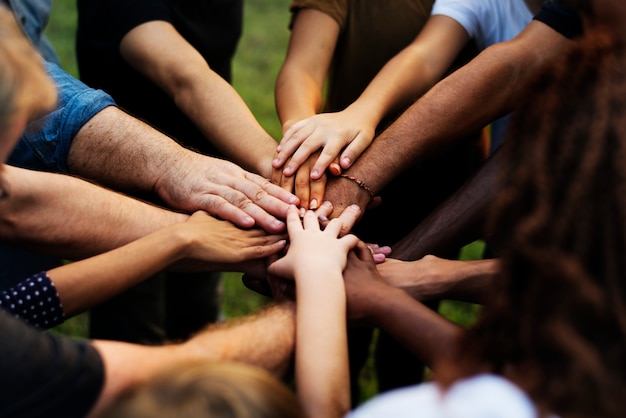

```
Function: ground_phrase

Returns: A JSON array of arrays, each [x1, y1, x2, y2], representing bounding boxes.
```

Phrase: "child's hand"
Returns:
[[268, 205, 359, 280]]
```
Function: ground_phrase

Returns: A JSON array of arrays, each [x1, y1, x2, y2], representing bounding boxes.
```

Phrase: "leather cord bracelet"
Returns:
[[339, 174, 375, 198]]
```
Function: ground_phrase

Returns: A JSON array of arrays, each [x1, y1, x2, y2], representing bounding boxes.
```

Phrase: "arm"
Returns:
[[67, 106, 298, 234], [274, 15, 470, 179], [119, 21, 277, 178], [0, 165, 186, 259], [272, 8, 339, 209], [344, 242, 463, 370], [378, 256, 500, 305], [48, 211, 286, 317], [268, 207, 359, 418], [324, 20, 574, 217], [274, 8, 338, 133], [94, 302, 297, 418]]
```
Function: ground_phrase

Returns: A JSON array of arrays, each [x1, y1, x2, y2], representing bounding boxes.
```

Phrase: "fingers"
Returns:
[[294, 163, 311, 209], [310, 140, 348, 180], [308, 172, 327, 211], [328, 157, 342, 176], [340, 133, 372, 170], [335, 204, 361, 236]]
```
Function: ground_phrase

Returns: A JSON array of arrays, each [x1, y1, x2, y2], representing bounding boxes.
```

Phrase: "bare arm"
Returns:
[[274, 15, 470, 178], [119, 21, 277, 177], [89, 301, 296, 417], [325, 20, 574, 217], [344, 243, 463, 369], [378, 256, 500, 305], [0, 165, 186, 259], [49, 211, 286, 317], [67, 106, 298, 234], [268, 207, 358, 418], [274, 8, 338, 132]]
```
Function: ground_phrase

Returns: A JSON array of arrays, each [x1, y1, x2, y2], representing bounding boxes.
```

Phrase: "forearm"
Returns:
[[48, 225, 194, 316], [275, 69, 323, 131], [296, 275, 350, 418], [346, 25, 572, 194], [392, 146, 505, 260], [67, 106, 191, 193], [89, 301, 295, 416], [0, 165, 186, 259], [174, 71, 278, 177], [381, 256, 501, 304], [368, 286, 463, 369]]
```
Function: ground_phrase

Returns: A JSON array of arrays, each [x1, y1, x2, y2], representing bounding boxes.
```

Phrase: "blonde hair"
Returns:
[[101, 361, 305, 418], [0, 4, 56, 130]]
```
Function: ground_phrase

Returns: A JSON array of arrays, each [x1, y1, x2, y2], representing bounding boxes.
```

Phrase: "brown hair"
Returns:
[[100, 361, 305, 418], [439, 30, 626, 418]]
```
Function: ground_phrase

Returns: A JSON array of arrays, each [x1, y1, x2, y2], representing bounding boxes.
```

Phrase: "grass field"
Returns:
[[44, 0, 483, 402]]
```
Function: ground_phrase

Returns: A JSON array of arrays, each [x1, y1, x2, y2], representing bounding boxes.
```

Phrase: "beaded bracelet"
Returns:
[[339, 174, 375, 198]]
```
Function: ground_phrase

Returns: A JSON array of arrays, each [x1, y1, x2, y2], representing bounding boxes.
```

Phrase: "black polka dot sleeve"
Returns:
[[0, 271, 65, 329]]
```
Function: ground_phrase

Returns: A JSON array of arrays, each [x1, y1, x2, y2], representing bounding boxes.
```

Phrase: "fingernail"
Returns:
[[310, 199, 318, 210], [318, 215, 328, 222], [311, 169, 319, 178], [342, 157, 351, 166]]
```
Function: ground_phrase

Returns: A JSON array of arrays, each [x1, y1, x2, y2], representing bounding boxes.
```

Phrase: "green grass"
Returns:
[[45, 0, 483, 402]]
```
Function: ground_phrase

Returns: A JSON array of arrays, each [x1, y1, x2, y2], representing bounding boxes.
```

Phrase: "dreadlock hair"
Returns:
[[438, 30, 626, 418]]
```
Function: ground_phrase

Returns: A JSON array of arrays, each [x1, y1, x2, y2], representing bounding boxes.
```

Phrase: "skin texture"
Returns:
[[268, 206, 358, 418], [89, 301, 296, 417], [274, 14, 470, 182], [68, 106, 298, 235], [120, 21, 278, 178], [343, 242, 462, 370], [323, 19, 574, 220], [0, 14, 296, 418]]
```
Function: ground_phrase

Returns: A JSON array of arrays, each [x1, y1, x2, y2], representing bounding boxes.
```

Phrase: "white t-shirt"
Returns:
[[431, 0, 533, 50], [431, 0, 534, 150], [347, 374, 538, 418]]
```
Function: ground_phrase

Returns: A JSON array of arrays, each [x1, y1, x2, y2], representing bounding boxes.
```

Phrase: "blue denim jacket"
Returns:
[[8, 61, 116, 172], [2, 0, 59, 63]]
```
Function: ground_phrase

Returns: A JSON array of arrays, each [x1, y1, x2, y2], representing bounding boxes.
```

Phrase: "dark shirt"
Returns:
[[0, 310, 103, 418], [76, 0, 243, 156], [534, 0, 584, 39]]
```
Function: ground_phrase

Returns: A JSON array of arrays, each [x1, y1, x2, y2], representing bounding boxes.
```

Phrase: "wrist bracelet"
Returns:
[[339, 174, 375, 198]]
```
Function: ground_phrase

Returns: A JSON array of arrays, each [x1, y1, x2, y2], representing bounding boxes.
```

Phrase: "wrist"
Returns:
[[339, 174, 375, 200]]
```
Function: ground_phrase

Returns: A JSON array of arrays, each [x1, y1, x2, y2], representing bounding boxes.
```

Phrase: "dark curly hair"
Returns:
[[440, 30, 626, 418]]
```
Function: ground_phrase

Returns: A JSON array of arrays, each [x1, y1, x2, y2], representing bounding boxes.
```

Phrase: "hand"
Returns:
[[271, 152, 327, 210], [343, 241, 393, 324], [323, 175, 377, 220], [367, 243, 392, 264], [378, 255, 499, 303], [178, 211, 287, 264], [155, 152, 299, 234], [267, 205, 359, 281], [272, 110, 376, 180]]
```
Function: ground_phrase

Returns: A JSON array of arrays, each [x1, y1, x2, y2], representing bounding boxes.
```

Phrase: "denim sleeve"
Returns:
[[8, 61, 117, 173]]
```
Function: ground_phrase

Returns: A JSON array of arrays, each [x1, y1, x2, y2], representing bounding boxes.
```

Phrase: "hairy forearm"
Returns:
[[0, 165, 186, 259], [67, 106, 187, 193], [89, 301, 295, 416]]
